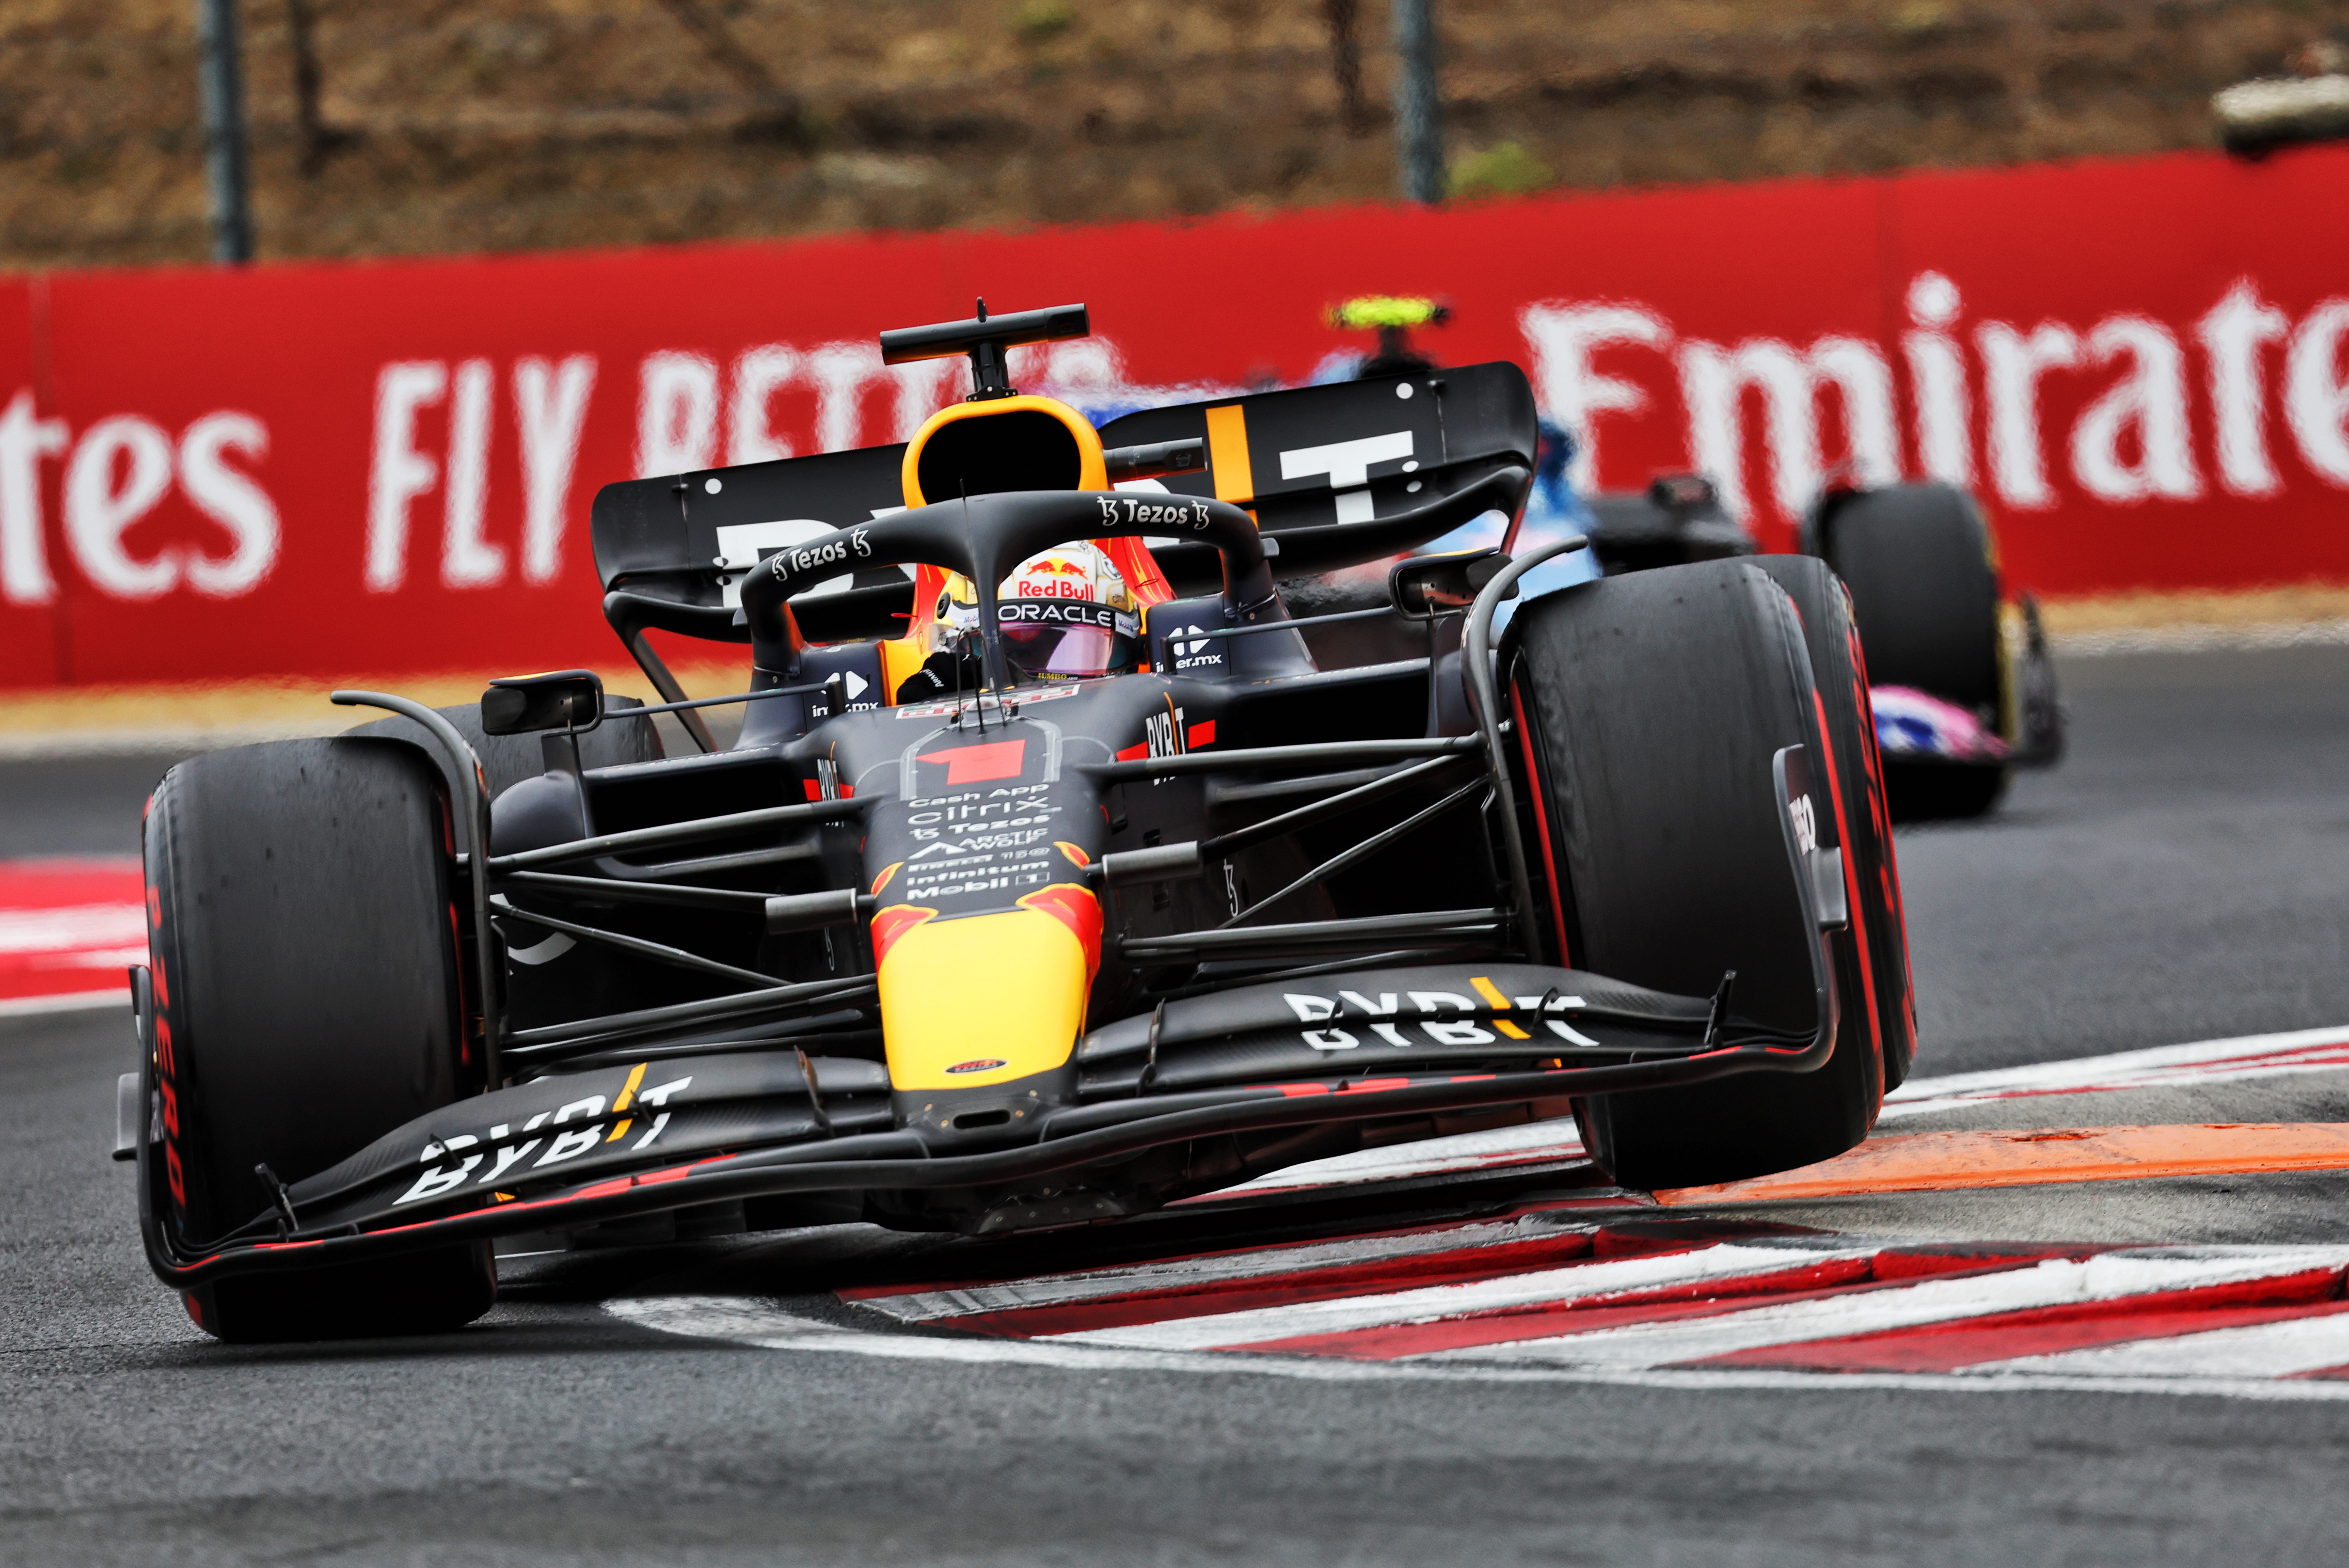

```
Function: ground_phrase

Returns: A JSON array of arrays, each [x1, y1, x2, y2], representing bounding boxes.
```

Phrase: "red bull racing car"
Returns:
[[120, 303, 1916, 1341]]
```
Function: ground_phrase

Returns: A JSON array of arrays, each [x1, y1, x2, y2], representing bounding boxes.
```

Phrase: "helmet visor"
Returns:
[[995, 599, 1135, 680]]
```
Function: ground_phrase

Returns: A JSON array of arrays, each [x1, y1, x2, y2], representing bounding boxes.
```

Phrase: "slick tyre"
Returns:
[[145, 736, 494, 1342], [1810, 482, 2007, 820], [1510, 560, 1877, 1191], [351, 695, 663, 801], [1752, 555, 1919, 1090]]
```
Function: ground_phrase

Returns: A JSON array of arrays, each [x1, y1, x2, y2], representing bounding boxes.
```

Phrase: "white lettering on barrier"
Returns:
[[810, 342, 881, 455], [2199, 281, 2290, 498], [515, 355, 596, 584], [1520, 303, 1673, 494], [22, 264, 2349, 625], [443, 357, 503, 588], [1904, 272, 1973, 487], [729, 344, 800, 465], [1978, 320, 2081, 511], [0, 391, 68, 606], [178, 412, 281, 597], [367, 356, 592, 592], [63, 413, 284, 602], [2286, 299, 2349, 487], [2071, 316, 2201, 504], [1679, 336, 1898, 522], [637, 351, 719, 478], [1527, 274, 2349, 526], [64, 416, 176, 599], [366, 361, 446, 591]]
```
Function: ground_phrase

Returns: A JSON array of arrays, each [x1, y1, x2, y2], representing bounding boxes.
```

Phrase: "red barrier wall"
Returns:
[[4, 144, 2348, 689]]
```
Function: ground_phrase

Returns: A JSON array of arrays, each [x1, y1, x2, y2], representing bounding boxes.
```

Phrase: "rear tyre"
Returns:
[[1753, 555, 1918, 1090], [145, 736, 494, 1341], [1510, 560, 1876, 1190], [1810, 482, 2009, 821], [351, 695, 663, 801]]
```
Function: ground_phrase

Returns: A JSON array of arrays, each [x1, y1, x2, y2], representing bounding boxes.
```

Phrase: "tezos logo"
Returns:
[[945, 1058, 1008, 1075]]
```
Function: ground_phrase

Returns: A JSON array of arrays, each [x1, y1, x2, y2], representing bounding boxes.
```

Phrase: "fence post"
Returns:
[[195, 0, 254, 263], [1391, 0, 1445, 203]]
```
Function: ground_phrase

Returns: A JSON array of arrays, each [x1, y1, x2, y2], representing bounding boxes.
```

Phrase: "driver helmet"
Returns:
[[927, 541, 1141, 682], [996, 540, 1143, 680]]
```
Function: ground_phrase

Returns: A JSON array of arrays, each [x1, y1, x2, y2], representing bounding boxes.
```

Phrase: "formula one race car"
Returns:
[[1585, 472, 2063, 820], [121, 303, 1915, 1341], [1317, 296, 2060, 821]]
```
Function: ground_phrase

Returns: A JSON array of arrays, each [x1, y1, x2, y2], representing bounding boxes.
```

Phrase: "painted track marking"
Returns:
[[1654, 1123, 2349, 1205], [582, 1024, 2349, 1396], [610, 1223, 2349, 1398], [0, 858, 142, 1008]]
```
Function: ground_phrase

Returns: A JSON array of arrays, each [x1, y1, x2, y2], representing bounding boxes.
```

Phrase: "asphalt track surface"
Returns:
[[5, 646, 2349, 1566]]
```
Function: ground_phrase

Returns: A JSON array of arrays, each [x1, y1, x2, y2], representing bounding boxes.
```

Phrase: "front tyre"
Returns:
[[1510, 560, 1879, 1190], [1752, 555, 1919, 1090], [145, 737, 494, 1341]]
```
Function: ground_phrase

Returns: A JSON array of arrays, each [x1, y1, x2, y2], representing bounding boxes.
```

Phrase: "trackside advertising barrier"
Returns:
[[3, 143, 2348, 689]]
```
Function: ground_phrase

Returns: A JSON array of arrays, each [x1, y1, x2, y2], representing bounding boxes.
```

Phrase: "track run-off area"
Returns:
[[8, 644, 2349, 1564]]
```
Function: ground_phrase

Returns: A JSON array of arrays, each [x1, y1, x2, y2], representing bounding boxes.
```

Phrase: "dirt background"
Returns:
[[3, 0, 2346, 272]]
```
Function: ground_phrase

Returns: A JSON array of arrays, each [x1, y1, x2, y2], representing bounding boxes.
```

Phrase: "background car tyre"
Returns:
[[1510, 560, 1879, 1190], [1752, 555, 1919, 1090], [145, 736, 495, 1341], [1809, 481, 2009, 821]]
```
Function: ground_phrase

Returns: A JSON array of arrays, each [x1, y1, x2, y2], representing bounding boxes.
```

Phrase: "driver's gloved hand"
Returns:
[[894, 647, 982, 704]]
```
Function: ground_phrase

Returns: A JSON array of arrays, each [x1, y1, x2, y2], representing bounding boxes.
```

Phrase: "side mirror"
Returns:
[[481, 670, 604, 736], [1390, 548, 1515, 619]]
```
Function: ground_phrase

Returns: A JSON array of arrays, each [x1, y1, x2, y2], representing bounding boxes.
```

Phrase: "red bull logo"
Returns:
[[1013, 553, 1099, 599]]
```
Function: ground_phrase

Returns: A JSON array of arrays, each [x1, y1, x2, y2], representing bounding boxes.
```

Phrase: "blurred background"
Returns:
[[3, 0, 2344, 269]]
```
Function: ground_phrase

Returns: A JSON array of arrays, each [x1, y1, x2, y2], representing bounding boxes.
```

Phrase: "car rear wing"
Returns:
[[1096, 359, 1537, 591], [587, 360, 1538, 649]]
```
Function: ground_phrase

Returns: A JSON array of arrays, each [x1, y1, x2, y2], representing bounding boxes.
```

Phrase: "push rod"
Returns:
[[1120, 907, 1505, 960], [1084, 734, 1480, 785], [488, 896, 778, 989], [501, 976, 876, 1057], [1219, 774, 1488, 928], [1198, 750, 1472, 859], [487, 794, 866, 872]]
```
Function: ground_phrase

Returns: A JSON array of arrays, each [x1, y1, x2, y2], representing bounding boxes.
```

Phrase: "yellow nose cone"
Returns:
[[873, 888, 1101, 1092]]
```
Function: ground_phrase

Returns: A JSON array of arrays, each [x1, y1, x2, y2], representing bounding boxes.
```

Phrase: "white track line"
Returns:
[[1964, 1312, 2349, 1380], [2053, 620, 2349, 657], [1882, 1023, 2349, 1118], [0, 989, 127, 1020], [1040, 1242, 1880, 1351], [1420, 1249, 2349, 1366], [859, 1213, 1591, 1322]]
